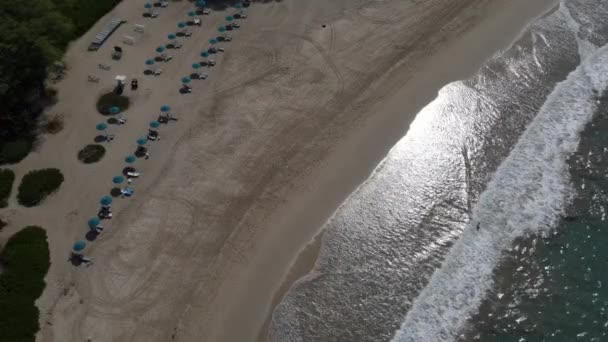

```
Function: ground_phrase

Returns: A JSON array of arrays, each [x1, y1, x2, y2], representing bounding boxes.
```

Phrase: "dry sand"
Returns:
[[0, 0, 557, 341]]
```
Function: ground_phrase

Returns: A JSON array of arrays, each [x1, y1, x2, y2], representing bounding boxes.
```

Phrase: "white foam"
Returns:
[[390, 42, 608, 342]]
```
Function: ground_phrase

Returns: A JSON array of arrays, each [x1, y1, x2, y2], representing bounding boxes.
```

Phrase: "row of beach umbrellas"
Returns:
[[73, 1, 248, 257], [74, 104, 172, 255]]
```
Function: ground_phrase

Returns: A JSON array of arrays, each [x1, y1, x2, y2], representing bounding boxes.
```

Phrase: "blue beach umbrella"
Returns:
[[125, 155, 137, 163], [137, 137, 148, 146], [149, 121, 160, 129], [156, 46, 165, 53], [181, 76, 191, 84], [218, 26, 226, 33], [225, 16, 234, 22], [113, 176, 125, 184], [100, 195, 113, 206], [196, 0, 206, 7], [109, 106, 120, 114], [96, 122, 108, 131], [160, 105, 171, 112], [178, 22, 187, 29], [73, 241, 87, 252], [233, 2, 242, 9], [188, 11, 196, 17], [168, 33, 177, 40], [144, 2, 152, 9], [209, 38, 218, 45], [87, 217, 100, 229], [145, 59, 155, 66], [200, 51, 209, 58], [192, 63, 201, 69]]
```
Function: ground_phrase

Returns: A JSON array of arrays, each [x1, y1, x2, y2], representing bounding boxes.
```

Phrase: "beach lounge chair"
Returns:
[[121, 187, 134, 197], [151, 11, 159, 18], [88, 75, 100, 83], [163, 55, 173, 62], [160, 1, 169, 7], [202, 9, 211, 15], [154, 68, 163, 76], [230, 23, 241, 29], [181, 85, 192, 93], [218, 47, 225, 52], [127, 171, 140, 178], [193, 18, 201, 26], [98, 210, 113, 219], [208, 60, 216, 67], [80, 255, 93, 263], [198, 72, 208, 79], [147, 129, 160, 141]]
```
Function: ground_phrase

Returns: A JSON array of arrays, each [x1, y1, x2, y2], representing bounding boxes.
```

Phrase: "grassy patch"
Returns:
[[0, 169, 15, 208], [96, 92, 130, 115], [77, 144, 105, 164], [17, 168, 64, 207], [0, 140, 32, 165], [0, 226, 50, 342]]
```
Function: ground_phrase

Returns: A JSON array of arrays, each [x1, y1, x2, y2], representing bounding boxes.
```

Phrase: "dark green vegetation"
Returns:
[[17, 168, 64, 207], [96, 92, 130, 115], [0, 140, 33, 165], [0, 0, 122, 161], [0, 226, 50, 342], [78, 144, 106, 163], [0, 169, 15, 208]]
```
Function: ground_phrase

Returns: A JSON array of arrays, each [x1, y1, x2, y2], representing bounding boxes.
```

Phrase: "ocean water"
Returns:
[[270, 1, 608, 341]]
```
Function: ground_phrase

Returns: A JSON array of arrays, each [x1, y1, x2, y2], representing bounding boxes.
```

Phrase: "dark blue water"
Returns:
[[458, 89, 608, 342]]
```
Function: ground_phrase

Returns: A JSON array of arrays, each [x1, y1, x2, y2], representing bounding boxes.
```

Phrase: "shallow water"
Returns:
[[270, 0, 608, 341]]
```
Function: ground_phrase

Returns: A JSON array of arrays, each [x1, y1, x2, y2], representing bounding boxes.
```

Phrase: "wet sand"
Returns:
[[0, 0, 556, 341]]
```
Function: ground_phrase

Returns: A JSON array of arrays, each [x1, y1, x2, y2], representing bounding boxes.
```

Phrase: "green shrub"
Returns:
[[0, 140, 32, 165], [17, 169, 64, 207], [96, 92, 130, 115], [0, 169, 15, 208], [77, 144, 105, 164], [0, 226, 50, 342]]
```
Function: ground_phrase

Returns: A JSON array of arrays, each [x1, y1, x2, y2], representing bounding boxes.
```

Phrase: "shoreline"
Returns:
[[260, 0, 561, 341], [0, 0, 556, 341]]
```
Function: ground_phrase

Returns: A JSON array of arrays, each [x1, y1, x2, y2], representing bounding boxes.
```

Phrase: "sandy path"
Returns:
[[0, 0, 556, 341]]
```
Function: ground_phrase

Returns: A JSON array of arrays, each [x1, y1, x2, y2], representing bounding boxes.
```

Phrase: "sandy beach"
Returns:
[[0, 0, 557, 341]]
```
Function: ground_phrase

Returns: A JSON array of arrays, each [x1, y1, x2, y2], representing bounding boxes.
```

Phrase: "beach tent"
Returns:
[[87, 218, 100, 229], [100, 195, 113, 206], [73, 241, 86, 252], [109, 106, 120, 114], [96, 122, 108, 132]]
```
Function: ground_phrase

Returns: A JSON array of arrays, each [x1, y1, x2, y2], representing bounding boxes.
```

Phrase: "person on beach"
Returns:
[[476, 222, 481, 231]]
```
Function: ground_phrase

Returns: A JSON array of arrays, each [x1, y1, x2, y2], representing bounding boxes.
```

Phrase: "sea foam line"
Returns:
[[390, 40, 608, 342]]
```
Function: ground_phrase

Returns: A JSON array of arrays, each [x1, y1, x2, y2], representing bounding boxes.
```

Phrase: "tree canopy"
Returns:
[[0, 0, 121, 147]]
